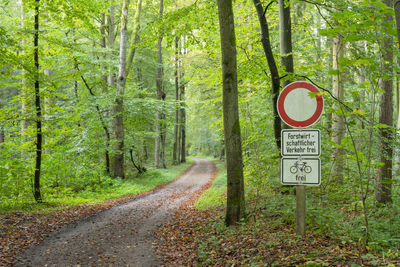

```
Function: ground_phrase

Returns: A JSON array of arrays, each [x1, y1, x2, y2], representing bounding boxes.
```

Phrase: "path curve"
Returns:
[[14, 159, 215, 267]]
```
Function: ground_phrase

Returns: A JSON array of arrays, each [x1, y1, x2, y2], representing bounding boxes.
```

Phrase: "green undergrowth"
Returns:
[[192, 161, 400, 265], [0, 159, 194, 214], [195, 160, 227, 210]]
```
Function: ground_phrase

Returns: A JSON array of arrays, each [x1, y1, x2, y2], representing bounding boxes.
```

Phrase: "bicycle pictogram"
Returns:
[[290, 161, 312, 174]]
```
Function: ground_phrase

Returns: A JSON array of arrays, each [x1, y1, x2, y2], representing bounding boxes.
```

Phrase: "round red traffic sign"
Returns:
[[277, 81, 324, 128]]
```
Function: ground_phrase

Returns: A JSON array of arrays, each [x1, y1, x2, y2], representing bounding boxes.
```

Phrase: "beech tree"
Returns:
[[376, 0, 394, 204], [113, 0, 130, 178], [252, 0, 281, 149], [217, 0, 245, 225], [33, 0, 42, 202]]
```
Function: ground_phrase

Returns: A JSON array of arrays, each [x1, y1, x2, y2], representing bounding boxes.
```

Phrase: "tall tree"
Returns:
[[376, 0, 394, 204], [395, 0, 400, 173], [217, 0, 245, 225], [112, 0, 130, 178], [252, 0, 281, 149], [107, 4, 115, 90], [155, 0, 166, 168], [20, 0, 28, 136], [279, 0, 293, 87], [126, 0, 143, 77], [33, 0, 42, 202], [173, 36, 180, 165], [331, 33, 346, 183], [180, 37, 186, 163]]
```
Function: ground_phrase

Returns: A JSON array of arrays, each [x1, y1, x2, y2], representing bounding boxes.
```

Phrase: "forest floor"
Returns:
[[0, 158, 216, 266], [2, 158, 399, 266]]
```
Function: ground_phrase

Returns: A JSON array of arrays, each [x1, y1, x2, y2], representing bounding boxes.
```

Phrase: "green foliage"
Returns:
[[195, 161, 227, 210], [0, 159, 194, 213]]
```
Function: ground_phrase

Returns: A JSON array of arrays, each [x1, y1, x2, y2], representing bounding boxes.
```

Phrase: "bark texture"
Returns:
[[217, 0, 245, 226], [252, 0, 281, 149], [126, 0, 143, 77], [376, 0, 394, 204], [33, 0, 42, 202], [113, 0, 130, 178], [20, 0, 28, 135], [179, 39, 186, 163], [279, 0, 293, 88], [173, 36, 180, 165], [107, 5, 115, 89], [155, 0, 166, 168], [331, 34, 346, 183], [394, 0, 400, 174]]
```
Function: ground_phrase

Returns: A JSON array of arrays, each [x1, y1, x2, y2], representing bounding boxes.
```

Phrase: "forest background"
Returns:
[[0, 0, 400, 264]]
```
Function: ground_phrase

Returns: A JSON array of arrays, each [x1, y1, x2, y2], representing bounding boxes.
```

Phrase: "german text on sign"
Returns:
[[281, 129, 320, 157]]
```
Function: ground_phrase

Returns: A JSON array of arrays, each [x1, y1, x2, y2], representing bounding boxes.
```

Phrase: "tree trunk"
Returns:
[[99, 13, 110, 173], [126, 0, 143, 77], [279, 0, 293, 87], [173, 36, 180, 165], [20, 0, 28, 136], [180, 38, 186, 163], [33, 0, 42, 202], [394, 0, 400, 174], [107, 5, 115, 89], [0, 128, 4, 144], [112, 0, 130, 179], [154, 114, 160, 168], [155, 0, 166, 168], [252, 0, 281, 149], [376, 0, 394, 204], [331, 34, 346, 183], [100, 13, 108, 92], [217, 0, 245, 226]]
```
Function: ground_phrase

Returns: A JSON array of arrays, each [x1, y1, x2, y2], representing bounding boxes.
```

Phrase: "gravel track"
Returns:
[[14, 159, 215, 267]]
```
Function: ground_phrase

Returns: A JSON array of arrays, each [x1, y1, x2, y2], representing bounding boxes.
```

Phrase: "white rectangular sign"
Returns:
[[281, 129, 320, 157], [281, 157, 321, 185]]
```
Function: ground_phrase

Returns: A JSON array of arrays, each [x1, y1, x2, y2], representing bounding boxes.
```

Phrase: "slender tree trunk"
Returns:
[[99, 13, 110, 173], [394, 0, 400, 173], [252, 0, 281, 149], [180, 39, 186, 163], [33, 0, 42, 202], [20, 0, 28, 136], [76, 63, 111, 175], [217, 0, 245, 226], [180, 91, 186, 162], [101, 13, 108, 92], [0, 128, 4, 144], [376, 0, 394, 204], [173, 36, 180, 165], [112, 0, 130, 178], [107, 5, 115, 89], [154, 115, 160, 168], [155, 0, 166, 168], [331, 34, 346, 183], [279, 0, 293, 87], [126, 0, 143, 77]]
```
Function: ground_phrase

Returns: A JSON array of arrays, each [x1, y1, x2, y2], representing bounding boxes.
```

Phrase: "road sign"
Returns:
[[281, 157, 321, 185], [277, 81, 324, 128], [281, 129, 320, 157]]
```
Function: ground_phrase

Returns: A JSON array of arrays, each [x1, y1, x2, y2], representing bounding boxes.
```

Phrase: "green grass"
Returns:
[[0, 159, 194, 214], [195, 160, 227, 210]]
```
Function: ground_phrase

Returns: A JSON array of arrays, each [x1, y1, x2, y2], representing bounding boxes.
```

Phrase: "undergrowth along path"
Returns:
[[13, 158, 216, 266]]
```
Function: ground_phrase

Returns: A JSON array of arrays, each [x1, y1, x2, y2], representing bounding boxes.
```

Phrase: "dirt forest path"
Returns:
[[14, 159, 215, 267]]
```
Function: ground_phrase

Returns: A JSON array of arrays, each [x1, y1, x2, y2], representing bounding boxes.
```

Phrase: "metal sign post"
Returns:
[[277, 81, 324, 237]]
